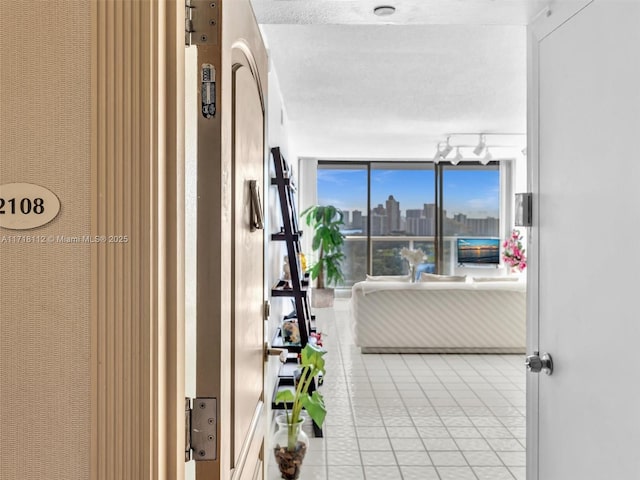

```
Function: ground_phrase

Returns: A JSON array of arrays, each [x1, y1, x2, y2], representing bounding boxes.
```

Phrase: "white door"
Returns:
[[530, 2, 640, 478]]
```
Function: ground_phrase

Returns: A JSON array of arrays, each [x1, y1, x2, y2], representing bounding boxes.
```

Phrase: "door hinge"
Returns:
[[185, 0, 219, 47], [185, 397, 217, 462]]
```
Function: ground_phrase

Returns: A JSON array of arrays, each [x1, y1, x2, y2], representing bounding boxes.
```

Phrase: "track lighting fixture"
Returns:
[[432, 133, 525, 165], [451, 147, 463, 165], [440, 136, 453, 158], [473, 134, 486, 156]]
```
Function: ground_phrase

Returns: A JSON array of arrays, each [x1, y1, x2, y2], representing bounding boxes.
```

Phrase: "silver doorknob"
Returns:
[[526, 351, 553, 375]]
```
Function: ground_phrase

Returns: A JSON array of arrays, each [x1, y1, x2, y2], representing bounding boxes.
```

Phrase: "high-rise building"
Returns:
[[466, 217, 499, 236], [372, 204, 385, 215], [453, 213, 467, 224], [446, 213, 499, 236], [385, 195, 401, 233], [352, 210, 363, 231], [423, 203, 436, 219], [406, 217, 429, 236], [371, 214, 386, 236], [342, 210, 350, 227], [422, 203, 437, 236]]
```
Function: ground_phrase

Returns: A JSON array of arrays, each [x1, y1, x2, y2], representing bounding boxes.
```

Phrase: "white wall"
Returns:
[[265, 61, 297, 408]]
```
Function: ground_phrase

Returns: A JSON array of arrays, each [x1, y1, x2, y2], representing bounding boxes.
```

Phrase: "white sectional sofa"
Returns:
[[350, 278, 526, 353]]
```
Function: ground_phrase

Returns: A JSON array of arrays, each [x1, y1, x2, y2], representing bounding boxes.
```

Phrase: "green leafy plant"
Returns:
[[274, 344, 327, 451], [300, 205, 345, 289]]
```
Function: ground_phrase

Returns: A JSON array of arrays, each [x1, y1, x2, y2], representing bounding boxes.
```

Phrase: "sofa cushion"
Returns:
[[366, 274, 411, 282], [419, 273, 467, 282], [472, 276, 519, 283]]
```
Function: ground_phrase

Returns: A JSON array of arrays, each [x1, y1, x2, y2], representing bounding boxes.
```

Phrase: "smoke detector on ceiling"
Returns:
[[373, 5, 396, 16]]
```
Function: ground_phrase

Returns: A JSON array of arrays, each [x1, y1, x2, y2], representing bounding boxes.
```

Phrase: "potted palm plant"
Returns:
[[273, 344, 327, 480], [300, 205, 345, 307]]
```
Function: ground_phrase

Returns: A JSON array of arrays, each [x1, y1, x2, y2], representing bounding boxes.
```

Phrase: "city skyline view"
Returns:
[[318, 167, 500, 219], [316, 164, 502, 283]]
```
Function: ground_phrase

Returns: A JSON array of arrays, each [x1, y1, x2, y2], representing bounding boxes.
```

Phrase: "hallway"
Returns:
[[269, 299, 526, 480]]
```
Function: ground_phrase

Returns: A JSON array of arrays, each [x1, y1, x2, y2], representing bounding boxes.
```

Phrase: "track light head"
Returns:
[[473, 134, 486, 156], [480, 148, 492, 165], [451, 147, 463, 165], [440, 137, 453, 158], [433, 143, 443, 163]]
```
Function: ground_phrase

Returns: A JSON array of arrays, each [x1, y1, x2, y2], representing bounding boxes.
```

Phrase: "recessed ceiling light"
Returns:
[[373, 5, 396, 16]]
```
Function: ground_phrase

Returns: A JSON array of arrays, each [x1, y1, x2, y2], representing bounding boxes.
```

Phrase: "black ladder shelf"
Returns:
[[270, 146, 322, 437]]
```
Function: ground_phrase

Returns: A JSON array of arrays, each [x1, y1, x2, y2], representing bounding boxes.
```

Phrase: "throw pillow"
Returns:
[[472, 276, 519, 282], [365, 274, 411, 282], [419, 273, 467, 282]]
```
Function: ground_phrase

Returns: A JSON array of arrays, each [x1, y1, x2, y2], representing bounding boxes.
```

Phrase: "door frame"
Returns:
[[91, 1, 184, 479], [525, 23, 541, 480], [194, 1, 269, 479]]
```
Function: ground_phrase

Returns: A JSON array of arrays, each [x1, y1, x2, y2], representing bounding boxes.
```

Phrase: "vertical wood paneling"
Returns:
[[166, 0, 186, 477], [92, 1, 183, 479], [91, 0, 100, 478]]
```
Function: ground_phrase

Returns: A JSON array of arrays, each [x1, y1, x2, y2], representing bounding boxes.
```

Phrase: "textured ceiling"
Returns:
[[251, 0, 549, 26], [251, 1, 585, 159]]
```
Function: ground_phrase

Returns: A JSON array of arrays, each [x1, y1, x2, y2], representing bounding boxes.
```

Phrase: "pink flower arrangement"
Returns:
[[502, 229, 527, 272]]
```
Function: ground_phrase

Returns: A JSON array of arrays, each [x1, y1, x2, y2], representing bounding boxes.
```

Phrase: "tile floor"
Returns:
[[268, 298, 526, 480]]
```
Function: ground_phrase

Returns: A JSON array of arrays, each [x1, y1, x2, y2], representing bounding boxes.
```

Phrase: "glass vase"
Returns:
[[273, 415, 309, 480], [409, 264, 416, 282]]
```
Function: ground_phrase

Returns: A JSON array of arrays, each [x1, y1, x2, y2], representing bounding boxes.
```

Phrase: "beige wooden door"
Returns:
[[193, 1, 268, 479], [229, 60, 266, 480]]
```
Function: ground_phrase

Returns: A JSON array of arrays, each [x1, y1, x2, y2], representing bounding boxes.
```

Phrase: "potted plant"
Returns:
[[300, 205, 345, 307], [400, 247, 427, 282], [273, 344, 327, 480]]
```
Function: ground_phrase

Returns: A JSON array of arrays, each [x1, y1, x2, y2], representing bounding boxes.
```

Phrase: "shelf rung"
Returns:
[[271, 286, 308, 297], [270, 177, 297, 191], [271, 231, 301, 241]]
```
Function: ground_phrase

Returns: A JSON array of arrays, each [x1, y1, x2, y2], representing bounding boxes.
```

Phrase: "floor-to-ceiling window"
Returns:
[[317, 163, 369, 287], [317, 160, 503, 287], [370, 163, 436, 276], [440, 163, 501, 273]]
